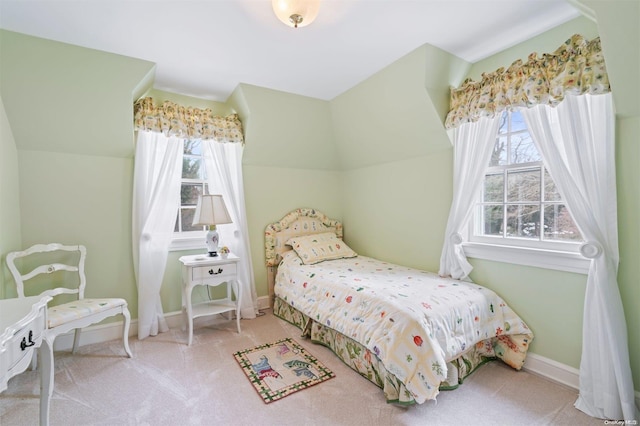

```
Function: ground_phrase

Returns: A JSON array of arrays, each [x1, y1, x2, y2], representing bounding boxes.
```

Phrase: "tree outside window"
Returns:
[[175, 139, 208, 233], [476, 110, 581, 243]]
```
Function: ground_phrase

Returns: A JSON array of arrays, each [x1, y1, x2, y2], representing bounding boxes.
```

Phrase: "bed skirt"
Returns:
[[273, 296, 500, 405]]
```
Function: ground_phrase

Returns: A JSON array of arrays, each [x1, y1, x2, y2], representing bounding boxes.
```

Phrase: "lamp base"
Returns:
[[205, 227, 220, 257]]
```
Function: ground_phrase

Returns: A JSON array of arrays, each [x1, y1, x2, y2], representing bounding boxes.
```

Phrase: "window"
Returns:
[[174, 139, 208, 234], [464, 110, 589, 273]]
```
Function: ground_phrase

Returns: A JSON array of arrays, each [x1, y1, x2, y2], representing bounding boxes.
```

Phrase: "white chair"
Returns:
[[6, 243, 133, 362]]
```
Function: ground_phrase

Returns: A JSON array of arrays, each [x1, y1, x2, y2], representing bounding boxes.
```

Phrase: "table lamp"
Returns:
[[192, 194, 232, 256]]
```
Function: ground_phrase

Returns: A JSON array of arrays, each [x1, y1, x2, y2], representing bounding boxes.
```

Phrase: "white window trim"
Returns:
[[463, 109, 589, 275], [462, 240, 589, 274], [172, 139, 209, 250], [169, 232, 206, 251]]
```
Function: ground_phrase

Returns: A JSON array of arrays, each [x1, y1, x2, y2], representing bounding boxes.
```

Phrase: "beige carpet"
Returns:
[[1, 311, 603, 426]]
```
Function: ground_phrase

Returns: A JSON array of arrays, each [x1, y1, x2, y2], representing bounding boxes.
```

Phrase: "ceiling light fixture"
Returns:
[[272, 0, 321, 28]]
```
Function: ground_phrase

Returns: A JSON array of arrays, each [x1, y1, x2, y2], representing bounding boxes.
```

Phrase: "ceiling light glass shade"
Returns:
[[272, 0, 320, 28]]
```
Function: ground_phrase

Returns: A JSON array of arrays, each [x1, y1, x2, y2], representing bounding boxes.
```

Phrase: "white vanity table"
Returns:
[[1, 295, 53, 426]]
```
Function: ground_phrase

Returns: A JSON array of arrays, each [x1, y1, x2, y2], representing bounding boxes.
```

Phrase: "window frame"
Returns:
[[462, 241, 589, 274], [463, 110, 589, 275], [169, 139, 209, 251]]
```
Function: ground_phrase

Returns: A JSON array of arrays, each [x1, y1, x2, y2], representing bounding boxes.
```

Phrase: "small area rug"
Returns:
[[233, 337, 335, 403]]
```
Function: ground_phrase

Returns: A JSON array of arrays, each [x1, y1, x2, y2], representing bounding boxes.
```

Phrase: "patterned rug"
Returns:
[[233, 337, 335, 403]]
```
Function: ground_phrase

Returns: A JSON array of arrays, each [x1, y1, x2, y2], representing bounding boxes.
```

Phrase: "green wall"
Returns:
[[329, 43, 458, 270], [339, 152, 452, 272], [0, 2, 637, 396], [232, 83, 340, 170], [0, 30, 155, 159], [330, 44, 457, 170], [229, 84, 343, 298], [617, 115, 640, 394], [0, 30, 155, 319], [0, 95, 22, 299], [17, 150, 138, 305]]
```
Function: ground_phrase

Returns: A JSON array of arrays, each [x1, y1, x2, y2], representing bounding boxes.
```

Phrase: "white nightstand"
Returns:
[[178, 253, 242, 345], [1, 295, 53, 426]]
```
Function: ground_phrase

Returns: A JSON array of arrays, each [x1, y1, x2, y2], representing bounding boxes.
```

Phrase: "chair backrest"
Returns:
[[6, 243, 87, 300]]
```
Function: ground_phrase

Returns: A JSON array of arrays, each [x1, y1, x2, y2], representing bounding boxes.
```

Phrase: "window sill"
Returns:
[[169, 234, 205, 252], [462, 242, 589, 275]]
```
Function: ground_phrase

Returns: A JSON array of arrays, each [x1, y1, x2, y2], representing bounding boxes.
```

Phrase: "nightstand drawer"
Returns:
[[1, 296, 48, 387], [6, 317, 45, 370], [192, 263, 237, 283]]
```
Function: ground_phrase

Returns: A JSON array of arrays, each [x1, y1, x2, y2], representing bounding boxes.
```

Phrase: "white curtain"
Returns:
[[132, 131, 183, 340], [202, 140, 258, 319], [522, 93, 638, 421], [438, 116, 501, 279]]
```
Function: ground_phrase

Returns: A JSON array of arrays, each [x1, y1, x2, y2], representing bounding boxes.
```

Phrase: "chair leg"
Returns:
[[71, 328, 81, 353], [122, 307, 133, 358], [39, 337, 54, 426]]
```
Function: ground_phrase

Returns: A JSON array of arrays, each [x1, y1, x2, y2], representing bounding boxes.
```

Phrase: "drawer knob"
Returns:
[[208, 268, 223, 275], [20, 330, 35, 351]]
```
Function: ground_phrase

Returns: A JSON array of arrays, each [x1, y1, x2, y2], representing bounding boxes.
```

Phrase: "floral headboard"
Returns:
[[264, 208, 343, 307], [264, 208, 343, 267]]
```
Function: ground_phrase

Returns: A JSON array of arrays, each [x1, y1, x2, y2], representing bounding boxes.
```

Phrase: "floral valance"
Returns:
[[445, 34, 610, 129], [134, 97, 244, 143]]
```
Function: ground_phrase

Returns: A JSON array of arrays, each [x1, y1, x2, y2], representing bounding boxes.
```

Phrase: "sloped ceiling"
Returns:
[[0, 0, 580, 102]]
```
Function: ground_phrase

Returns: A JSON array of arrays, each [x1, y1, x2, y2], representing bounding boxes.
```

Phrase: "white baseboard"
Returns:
[[53, 317, 139, 351], [523, 352, 580, 390], [257, 295, 271, 311], [53, 295, 272, 351], [524, 352, 640, 409]]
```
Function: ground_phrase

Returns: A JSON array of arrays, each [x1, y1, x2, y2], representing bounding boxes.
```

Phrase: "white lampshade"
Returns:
[[193, 194, 232, 257], [272, 0, 320, 28], [192, 194, 232, 227]]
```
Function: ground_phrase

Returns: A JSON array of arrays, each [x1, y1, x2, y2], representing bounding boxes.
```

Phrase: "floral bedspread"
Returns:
[[275, 251, 533, 403]]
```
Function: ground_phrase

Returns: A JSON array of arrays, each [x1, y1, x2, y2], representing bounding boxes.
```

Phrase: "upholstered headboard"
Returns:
[[264, 208, 343, 307]]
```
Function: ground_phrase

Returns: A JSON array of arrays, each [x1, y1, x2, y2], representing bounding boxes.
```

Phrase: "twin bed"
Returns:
[[265, 208, 533, 404]]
